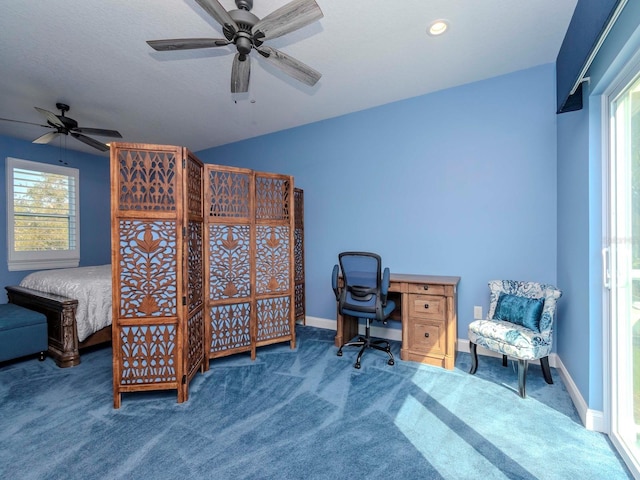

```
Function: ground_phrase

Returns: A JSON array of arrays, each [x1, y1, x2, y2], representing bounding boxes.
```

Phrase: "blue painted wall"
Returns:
[[557, 100, 590, 401], [197, 63, 559, 344], [557, 0, 640, 410], [0, 135, 111, 299]]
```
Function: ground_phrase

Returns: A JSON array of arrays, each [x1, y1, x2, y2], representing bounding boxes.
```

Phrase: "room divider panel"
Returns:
[[204, 165, 296, 363], [294, 188, 305, 323], [110, 143, 205, 408]]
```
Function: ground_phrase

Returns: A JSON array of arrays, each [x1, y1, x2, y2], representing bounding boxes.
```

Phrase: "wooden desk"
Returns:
[[335, 273, 460, 370]]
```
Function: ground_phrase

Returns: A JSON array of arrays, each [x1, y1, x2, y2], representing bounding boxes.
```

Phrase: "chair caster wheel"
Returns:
[[354, 363, 361, 369], [388, 359, 394, 366], [337, 350, 343, 357]]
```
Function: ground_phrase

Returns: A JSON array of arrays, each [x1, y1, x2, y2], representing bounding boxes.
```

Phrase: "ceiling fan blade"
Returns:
[[252, 0, 323, 41], [257, 46, 321, 87], [70, 133, 110, 152], [34, 107, 65, 128], [33, 131, 62, 145], [195, 0, 238, 36], [0, 117, 52, 128], [231, 53, 251, 93], [72, 127, 122, 138], [147, 38, 229, 51]]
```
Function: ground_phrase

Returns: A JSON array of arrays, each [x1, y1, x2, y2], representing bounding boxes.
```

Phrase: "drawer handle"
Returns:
[[423, 285, 429, 290], [424, 332, 430, 338], [424, 303, 429, 309]]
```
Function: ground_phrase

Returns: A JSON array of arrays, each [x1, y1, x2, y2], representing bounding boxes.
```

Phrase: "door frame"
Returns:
[[602, 45, 640, 478]]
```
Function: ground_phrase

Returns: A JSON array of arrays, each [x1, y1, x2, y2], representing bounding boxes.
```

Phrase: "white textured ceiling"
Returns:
[[0, 0, 578, 156]]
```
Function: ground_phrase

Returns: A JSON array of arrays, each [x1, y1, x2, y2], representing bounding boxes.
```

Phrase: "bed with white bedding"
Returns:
[[5, 265, 112, 367]]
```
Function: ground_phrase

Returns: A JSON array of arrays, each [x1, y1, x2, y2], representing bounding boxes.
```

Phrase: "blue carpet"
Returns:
[[0, 325, 632, 479]]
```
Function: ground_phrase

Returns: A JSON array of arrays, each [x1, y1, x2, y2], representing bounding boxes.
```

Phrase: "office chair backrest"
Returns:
[[338, 252, 383, 318]]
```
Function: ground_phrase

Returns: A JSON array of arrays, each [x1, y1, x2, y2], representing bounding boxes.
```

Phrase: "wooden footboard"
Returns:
[[5, 285, 111, 368]]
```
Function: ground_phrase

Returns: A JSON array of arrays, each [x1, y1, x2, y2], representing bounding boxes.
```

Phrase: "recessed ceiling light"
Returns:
[[428, 19, 449, 36]]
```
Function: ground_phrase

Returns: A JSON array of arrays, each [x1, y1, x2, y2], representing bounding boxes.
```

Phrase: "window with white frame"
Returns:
[[6, 157, 80, 271]]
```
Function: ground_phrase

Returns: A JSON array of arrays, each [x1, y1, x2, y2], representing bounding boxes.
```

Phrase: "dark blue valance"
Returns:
[[556, 0, 625, 113]]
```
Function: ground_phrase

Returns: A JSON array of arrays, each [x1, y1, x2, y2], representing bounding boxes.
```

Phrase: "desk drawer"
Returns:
[[409, 321, 444, 355], [408, 283, 445, 295], [408, 294, 445, 321]]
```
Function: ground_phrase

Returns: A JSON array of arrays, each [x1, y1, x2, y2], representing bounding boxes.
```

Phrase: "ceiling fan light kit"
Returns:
[[147, 0, 323, 93]]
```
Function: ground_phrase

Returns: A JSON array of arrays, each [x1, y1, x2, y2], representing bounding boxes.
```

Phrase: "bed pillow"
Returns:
[[493, 293, 545, 332]]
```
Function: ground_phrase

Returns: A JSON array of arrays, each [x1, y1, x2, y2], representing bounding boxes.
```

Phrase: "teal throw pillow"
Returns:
[[494, 293, 545, 332]]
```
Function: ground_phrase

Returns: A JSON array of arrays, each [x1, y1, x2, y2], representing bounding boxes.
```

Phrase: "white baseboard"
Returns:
[[302, 316, 605, 432], [304, 316, 402, 342], [303, 316, 336, 331], [554, 355, 606, 433]]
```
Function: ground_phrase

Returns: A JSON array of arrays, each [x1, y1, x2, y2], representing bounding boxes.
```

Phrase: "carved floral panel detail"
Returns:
[[207, 170, 250, 218], [119, 220, 177, 317], [209, 224, 251, 300], [118, 149, 177, 211], [256, 225, 290, 294], [119, 324, 176, 384], [255, 176, 290, 221], [295, 283, 305, 321], [187, 156, 202, 216], [210, 303, 251, 352], [294, 227, 304, 282], [187, 309, 204, 376], [294, 188, 303, 228], [188, 221, 203, 311], [257, 296, 291, 342]]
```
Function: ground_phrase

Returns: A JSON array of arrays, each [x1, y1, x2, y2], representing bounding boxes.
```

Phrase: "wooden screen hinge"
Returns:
[[182, 226, 186, 237], [182, 158, 186, 169], [182, 375, 187, 385], [182, 296, 187, 306]]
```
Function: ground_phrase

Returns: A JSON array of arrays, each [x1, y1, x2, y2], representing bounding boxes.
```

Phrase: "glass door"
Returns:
[[609, 67, 640, 477]]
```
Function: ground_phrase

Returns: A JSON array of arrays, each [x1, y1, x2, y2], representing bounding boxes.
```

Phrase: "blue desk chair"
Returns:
[[331, 252, 395, 369]]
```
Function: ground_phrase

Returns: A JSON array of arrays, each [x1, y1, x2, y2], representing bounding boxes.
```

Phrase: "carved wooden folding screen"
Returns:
[[294, 188, 305, 323], [110, 143, 204, 408], [204, 165, 295, 363]]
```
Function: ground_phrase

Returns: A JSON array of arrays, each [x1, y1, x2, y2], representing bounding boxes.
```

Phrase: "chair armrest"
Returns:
[[331, 264, 340, 301]]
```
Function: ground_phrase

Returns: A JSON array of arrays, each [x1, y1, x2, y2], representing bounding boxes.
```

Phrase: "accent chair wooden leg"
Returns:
[[469, 342, 478, 374], [502, 354, 508, 367], [517, 359, 528, 398], [540, 356, 553, 384]]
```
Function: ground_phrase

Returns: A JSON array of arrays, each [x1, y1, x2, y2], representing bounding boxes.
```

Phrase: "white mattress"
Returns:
[[19, 264, 112, 342]]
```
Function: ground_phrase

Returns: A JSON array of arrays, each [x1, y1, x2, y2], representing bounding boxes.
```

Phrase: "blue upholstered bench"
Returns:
[[0, 303, 48, 363]]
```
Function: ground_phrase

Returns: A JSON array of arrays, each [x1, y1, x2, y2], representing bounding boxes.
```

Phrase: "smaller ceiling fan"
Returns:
[[147, 0, 323, 93], [0, 103, 123, 152]]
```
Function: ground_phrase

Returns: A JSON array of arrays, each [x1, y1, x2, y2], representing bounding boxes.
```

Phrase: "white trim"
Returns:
[[303, 315, 402, 342], [304, 315, 337, 331], [302, 316, 606, 432], [601, 45, 640, 479], [601, 89, 613, 437], [555, 355, 606, 432]]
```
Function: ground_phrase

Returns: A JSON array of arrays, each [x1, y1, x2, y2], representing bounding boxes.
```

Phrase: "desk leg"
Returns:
[[334, 309, 359, 347], [400, 290, 409, 362]]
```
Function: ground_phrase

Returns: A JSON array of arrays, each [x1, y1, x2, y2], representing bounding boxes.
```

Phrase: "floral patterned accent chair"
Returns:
[[468, 280, 562, 398]]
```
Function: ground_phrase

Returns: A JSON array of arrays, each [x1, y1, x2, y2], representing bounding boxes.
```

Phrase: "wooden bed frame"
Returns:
[[5, 285, 112, 368]]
